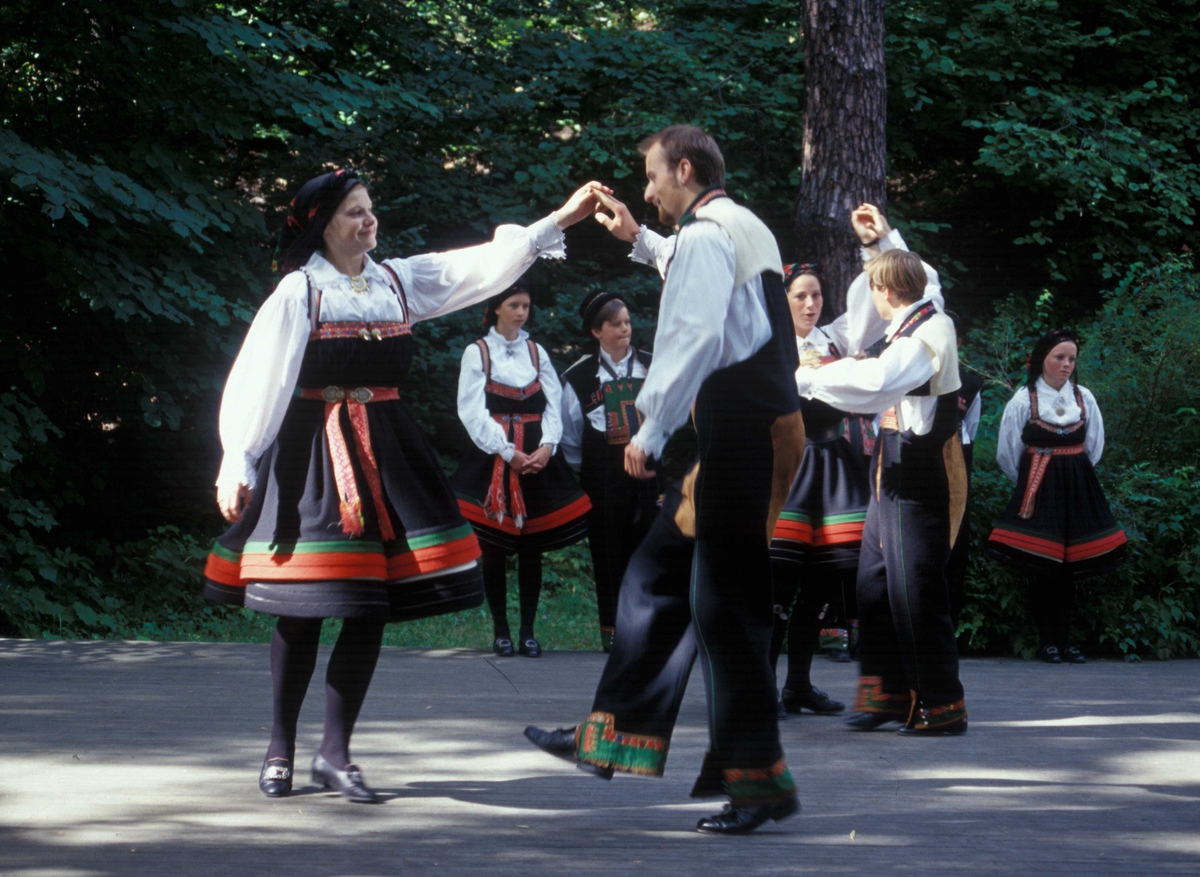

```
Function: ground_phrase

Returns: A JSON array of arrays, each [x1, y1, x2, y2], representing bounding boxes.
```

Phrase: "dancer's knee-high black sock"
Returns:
[[784, 575, 826, 694], [1029, 575, 1056, 648], [769, 557, 802, 681], [1055, 582, 1076, 651], [318, 618, 386, 768], [482, 553, 511, 639], [268, 616, 323, 763], [517, 550, 542, 641]]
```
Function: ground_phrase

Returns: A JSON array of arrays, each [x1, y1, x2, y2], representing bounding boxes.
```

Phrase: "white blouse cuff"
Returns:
[[630, 226, 657, 266], [531, 213, 567, 260], [631, 416, 671, 459], [216, 452, 258, 492], [499, 443, 517, 463]]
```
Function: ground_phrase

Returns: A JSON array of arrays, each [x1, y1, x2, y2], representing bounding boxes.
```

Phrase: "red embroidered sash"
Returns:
[[1019, 445, 1085, 519], [298, 386, 401, 540], [484, 413, 542, 529]]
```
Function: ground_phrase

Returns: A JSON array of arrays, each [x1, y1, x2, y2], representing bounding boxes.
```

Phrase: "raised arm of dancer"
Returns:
[[796, 334, 938, 416]]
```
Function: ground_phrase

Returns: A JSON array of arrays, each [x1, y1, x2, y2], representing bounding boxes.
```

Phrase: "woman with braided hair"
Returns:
[[988, 330, 1126, 664], [204, 168, 604, 801]]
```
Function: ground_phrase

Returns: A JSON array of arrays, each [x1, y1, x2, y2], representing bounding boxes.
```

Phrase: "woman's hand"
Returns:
[[554, 182, 613, 228], [524, 445, 552, 474], [592, 189, 642, 243], [624, 443, 656, 480], [509, 449, 533, 474], [217, 483, 253, 523]]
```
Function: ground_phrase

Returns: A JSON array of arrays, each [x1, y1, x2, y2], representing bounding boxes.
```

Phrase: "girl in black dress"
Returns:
[[988, 330, 1126, 663]]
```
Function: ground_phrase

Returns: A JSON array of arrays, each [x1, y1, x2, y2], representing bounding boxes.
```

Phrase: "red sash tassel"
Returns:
[[484, 413, 541, 529]]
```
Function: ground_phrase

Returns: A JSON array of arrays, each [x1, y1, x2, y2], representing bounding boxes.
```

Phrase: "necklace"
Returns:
[[349, 275, 369, 295]]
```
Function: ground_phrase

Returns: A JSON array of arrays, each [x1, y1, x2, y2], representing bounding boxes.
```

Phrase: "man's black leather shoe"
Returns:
[[781, 686, 846, 715], [844, 710, 905, 731], [258, 756, 292, 798], [523, 725, 577, 760], [695, 796, 800, 834], [311, 753, 380, 803]]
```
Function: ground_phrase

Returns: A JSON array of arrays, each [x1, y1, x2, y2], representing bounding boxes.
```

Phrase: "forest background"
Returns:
[[2, 0, 1197, 657]]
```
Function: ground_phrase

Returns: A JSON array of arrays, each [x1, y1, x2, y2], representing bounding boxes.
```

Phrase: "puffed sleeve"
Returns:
[[801, 336, 938, 415], [962, 392, 982, 444], [535, 343, 562, 451], [559, 381, 585, 472], [1080, 386, 1105, 466], [630, 227, 676, 278], [457, 344, 516, 461], [996, 388, 1031, 483], [382, 214, 565, 324], [216, 272, 311, 492]]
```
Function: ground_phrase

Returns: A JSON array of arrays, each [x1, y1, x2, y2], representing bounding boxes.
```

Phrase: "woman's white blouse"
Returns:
[[457, 327, 563, 462], [995, 377, 1105, 483], [559, 347, 651, 471], [216, 215, 565, 491]]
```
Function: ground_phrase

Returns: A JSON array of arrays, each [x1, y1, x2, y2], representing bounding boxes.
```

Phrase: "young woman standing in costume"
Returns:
[[988, 330, 1126, 664], [768, 264, 870, 716], [452, 286, 592, 658], [205, 169, 602, 800], [560, 290, 656, 651]]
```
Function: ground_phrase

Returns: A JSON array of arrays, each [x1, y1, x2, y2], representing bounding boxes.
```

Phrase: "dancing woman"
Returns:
[[768, 263, 871, 716], [204, 168, 601, 800], [451, 285, 592, 658], [987, 330, 1126, 663]]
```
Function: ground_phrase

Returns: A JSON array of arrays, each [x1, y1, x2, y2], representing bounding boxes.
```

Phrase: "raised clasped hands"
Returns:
[[850, 203, 892, 246], [554, 182, 614, 228], [591, 188, 642, 243]]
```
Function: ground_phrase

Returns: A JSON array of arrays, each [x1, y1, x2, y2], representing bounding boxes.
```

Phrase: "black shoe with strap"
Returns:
[[519, 637, 542, 658], [492, 636, 515, 657], [695, 796, 800, 834], [311, 753, 380, 804], [258, 756, 293, 798], [1062, 645, 1087, 664], [1038, 645, 1062, 664]]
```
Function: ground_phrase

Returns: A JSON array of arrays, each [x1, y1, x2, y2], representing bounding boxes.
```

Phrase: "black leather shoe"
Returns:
[[492, 637, 515, 657], [518, 637, 542, 658], [258, 756, 292, 798], [1062, 646, 1087, 664], [897, 718, 968, 736], [523, 725, 577, 761], [845, 710, 905, 731], [781, 686, 846, 715], [827, 648, 853, 663], [1038, 645, 1062, 664], [695, 796, 800, 834], [311, 753, 379, 804], [576, 760, 615, 780]]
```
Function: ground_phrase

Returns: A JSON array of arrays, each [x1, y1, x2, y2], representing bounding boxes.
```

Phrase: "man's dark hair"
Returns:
[[638, 124, 726, 188]]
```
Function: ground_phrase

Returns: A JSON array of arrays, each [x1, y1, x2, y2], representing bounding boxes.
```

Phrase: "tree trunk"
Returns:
[[795, 0, 887, 316]]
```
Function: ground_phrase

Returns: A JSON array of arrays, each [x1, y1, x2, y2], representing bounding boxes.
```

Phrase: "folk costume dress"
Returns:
[[988, 378, 1125, 578], [204, 217, 567, 621], [573, 188, 805, 808], [452, 328, 591, 555], [561, 344, 657, 645], [799, 294, 969, 732], [768, 323, 871, 704]]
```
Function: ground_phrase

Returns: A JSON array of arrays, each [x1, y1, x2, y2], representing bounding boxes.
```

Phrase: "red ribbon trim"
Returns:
[[483, 413, 542, 528]]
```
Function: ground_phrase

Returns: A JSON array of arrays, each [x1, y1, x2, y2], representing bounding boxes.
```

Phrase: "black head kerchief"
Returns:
[[483, 283, 535, 327], [273, 168, 363, 274], [1025, 328, 1081, 387], [578, 289, 626, 334], [783, 262, 822, 288]]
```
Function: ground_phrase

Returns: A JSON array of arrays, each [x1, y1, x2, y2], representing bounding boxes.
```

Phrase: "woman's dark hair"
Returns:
[[783, 262, 822, 290], [273, 168, 365, 274], [483, 283, 535, 328], [1026, 329, 1081, 388], [579, 288, 629, 335]]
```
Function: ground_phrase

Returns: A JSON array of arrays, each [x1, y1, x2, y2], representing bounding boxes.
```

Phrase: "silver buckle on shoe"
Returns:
[[264, 765, 291, 781]]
